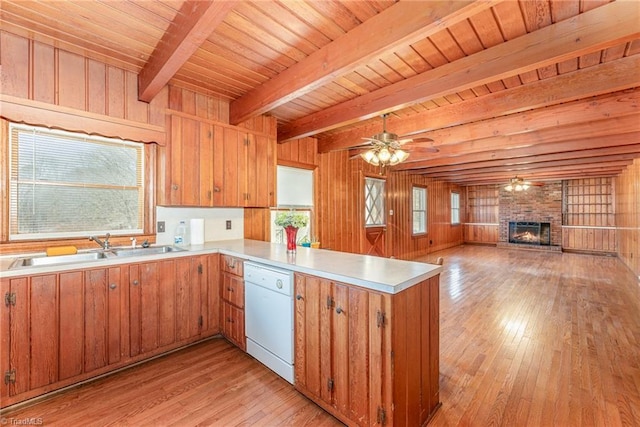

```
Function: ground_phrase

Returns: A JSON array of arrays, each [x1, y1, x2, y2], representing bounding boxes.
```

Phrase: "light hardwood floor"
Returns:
[[2, 245, 639, 426]]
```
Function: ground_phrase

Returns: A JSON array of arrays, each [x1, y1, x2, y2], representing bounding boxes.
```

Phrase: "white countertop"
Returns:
[[0, 239, 441, 294]]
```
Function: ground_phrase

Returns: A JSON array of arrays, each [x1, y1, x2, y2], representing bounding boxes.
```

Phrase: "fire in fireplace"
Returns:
[[508, 222, 551, 245]]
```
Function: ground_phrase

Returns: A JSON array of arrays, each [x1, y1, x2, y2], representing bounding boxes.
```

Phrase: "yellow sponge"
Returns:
[[46, 246, 78, 256]]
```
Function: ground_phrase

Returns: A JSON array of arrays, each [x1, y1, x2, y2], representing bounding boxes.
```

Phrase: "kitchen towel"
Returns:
[[190, 218, 205, 245], [46, 246, 78, 256]]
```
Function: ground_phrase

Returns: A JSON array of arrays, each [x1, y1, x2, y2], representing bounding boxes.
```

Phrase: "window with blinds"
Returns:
[[9, 123, 144, 240], [412, 186, 427, 234]]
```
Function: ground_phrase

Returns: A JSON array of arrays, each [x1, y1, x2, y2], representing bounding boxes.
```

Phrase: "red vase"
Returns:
[[285, 226, 298, 252]]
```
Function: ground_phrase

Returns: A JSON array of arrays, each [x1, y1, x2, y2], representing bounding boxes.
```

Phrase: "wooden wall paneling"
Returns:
[[562, 178, 617, 253], [58, 50, 86, 110], [87, 59, 106, 115], [33, 42, 55, 104], [1, 32, 29, 98], [278, 137, 319, 166], [463, 185, 499, 245], [243, 208, 271, 241], [615, 158, 640, 278], [107, 66, 125, 119]]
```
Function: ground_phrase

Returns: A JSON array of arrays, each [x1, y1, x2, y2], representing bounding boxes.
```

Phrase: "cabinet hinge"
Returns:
[[4, 369, 16, 385], [4, 292, 16, 307], [327, 378, 334, 392], [377, 406, 387, 425], [198, 315, 203, 328], [326, 296, 334, 309], [376, 310, 386, 328], [198, 264, 203, 274]]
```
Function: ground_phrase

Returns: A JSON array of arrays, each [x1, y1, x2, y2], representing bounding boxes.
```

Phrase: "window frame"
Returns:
[[412, 185, 428, 236], [7, 122, 148, 242], [451, 191, 461, 225], [364, 176, 386, 227]]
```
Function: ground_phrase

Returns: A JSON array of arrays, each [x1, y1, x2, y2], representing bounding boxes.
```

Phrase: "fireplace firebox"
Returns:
[[508, 221, 551, 245]]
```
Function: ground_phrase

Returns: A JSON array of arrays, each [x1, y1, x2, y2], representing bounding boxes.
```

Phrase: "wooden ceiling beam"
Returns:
[[415, 148, 640, 174], [138, 0, 238, 102], [280, 0, 640, 141], [428, 165, 627, 182], [228, 1, 496, 124], [391, 125, 640, 171], [421, 157, 636, 179], [320, 86, 640, 152]]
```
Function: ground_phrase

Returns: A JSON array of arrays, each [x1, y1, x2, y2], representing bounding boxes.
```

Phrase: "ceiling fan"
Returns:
[[504, 176, 544, 192], [353, 114, 439, 168]]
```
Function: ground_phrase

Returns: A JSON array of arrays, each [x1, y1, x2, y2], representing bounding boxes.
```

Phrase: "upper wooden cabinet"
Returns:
[[162, 114, 276, 208]]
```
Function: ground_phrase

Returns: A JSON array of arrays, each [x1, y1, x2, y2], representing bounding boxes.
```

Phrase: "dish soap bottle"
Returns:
[[174, 220, 188, 247]]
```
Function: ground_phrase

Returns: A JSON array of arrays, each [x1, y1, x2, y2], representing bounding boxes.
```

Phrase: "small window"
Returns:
[[9, 123, 144, 240], [451, 192, 460, 225], [412, 186, 427, 234], [364, 177, 385, 226]]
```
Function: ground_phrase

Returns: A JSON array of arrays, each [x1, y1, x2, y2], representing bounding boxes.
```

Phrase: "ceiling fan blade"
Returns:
[[406, 146, 439, 153]]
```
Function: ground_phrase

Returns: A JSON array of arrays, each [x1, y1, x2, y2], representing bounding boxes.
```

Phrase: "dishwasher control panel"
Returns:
[[244, 262, 293, 296]]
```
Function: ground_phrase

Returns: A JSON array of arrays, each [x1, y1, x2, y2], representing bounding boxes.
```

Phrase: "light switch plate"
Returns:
[[157, 221, 165, 233], [226, 220, 232, 230]]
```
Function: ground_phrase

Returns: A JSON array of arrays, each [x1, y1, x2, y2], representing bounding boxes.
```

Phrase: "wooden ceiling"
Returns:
[[2, 0, 639, 185]]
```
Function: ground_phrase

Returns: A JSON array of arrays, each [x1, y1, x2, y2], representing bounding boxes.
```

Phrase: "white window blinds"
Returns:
[[9, 123, 144, 240]]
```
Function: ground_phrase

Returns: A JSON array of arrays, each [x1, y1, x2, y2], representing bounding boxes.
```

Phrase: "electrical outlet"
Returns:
[[226, 220, 232, 230], [157, 221, 165, 233]]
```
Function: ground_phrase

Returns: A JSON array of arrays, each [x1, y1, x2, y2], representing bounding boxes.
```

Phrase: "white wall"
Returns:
[[156, 207, 244, 245]]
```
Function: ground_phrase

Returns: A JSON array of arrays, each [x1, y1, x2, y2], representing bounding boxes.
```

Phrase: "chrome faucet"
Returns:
[[89, 233, 111, 249]]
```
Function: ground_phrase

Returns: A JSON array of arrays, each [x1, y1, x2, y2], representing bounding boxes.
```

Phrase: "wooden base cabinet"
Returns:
[[1, 253, 220, 408], [220, 255, 246, 350], [294, 273, 440, 426]]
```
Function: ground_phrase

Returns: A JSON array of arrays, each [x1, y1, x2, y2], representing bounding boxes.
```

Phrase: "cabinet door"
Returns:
[[59, 271, 84, 380], [167, 115, 214, 206], [176, 256, 206, 341], [205, 254, 220, 335], [249, 134, 276, 207], [129, 262, 163, 356], [221, 301, 245, 350], [1, 279, 9, 401], [221, 126, 242, 207], [221, 255, 244, 276], [293, 274, 333, 405], [83, 267, 123, 373]]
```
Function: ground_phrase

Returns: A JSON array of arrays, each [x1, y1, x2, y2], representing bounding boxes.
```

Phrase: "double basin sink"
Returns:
[[9, 245, 185, 270]]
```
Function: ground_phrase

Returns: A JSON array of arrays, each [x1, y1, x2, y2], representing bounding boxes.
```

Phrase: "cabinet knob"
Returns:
[[172, 184, 178, 190], [214, 186, 221, 193], [133, 280, 139, 286], [296, 294, 303, 300], [227, 287, 233, 292], [109, 283, 117, 290], [336, 307, 344, 315]]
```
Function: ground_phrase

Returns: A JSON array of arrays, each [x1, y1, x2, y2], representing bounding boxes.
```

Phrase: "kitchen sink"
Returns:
[[8, 245, 186, 270], [110, 245, 185, 257], [9, 251, 114, 269]]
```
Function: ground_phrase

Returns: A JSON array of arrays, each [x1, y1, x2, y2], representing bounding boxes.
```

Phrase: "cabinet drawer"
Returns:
[[222, 273, 244, 308], [221, 255, 244, 276]]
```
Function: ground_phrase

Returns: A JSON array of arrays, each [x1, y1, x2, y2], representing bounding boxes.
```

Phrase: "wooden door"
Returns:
[[175, 256, 205, 341], [364, 226, 386, 257]]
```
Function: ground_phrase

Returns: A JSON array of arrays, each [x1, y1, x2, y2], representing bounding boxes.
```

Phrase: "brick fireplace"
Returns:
[[498, 182, 562, 249]]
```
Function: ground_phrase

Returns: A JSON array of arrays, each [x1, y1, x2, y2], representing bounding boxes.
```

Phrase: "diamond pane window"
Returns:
[[364, 177, 385, 226], [9, 123, 144, 240]]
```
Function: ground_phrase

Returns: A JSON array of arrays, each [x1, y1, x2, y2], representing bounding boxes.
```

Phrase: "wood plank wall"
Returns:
[[386, 172, 464, 259], [0, 31, 166, 143], [615, 159, 640, 278], [562, 178, 616, 253], [463, 185, 499, 245]]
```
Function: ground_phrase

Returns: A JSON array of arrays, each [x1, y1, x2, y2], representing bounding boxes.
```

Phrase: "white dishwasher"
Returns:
[[244, 262, 295, 383]]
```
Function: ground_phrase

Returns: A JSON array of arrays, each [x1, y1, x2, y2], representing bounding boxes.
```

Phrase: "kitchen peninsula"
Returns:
[[1, 239, 442, 426]]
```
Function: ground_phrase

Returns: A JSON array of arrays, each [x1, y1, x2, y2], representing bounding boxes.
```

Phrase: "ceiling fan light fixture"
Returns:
[[378, 147, 391, 162], [361, 150, 380, 166]]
